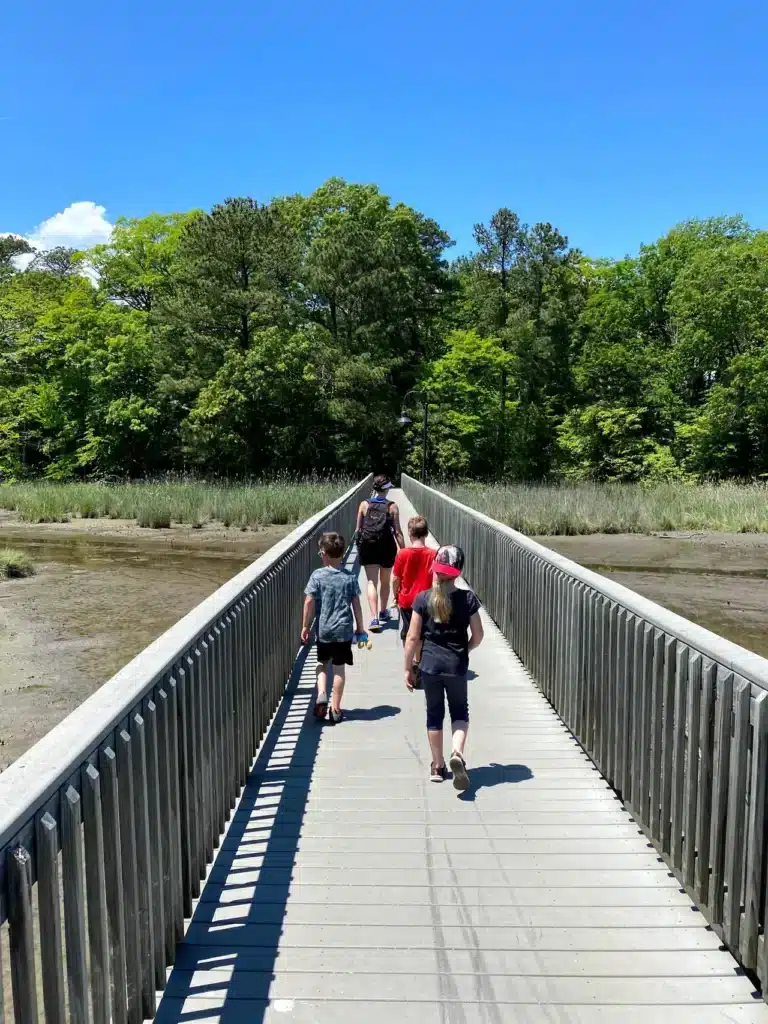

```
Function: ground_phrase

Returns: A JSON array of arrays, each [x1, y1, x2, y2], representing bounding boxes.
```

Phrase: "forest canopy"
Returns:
[[2, 180, 767, 482]]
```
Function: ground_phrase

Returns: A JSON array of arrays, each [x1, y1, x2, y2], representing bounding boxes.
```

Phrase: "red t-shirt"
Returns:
[[393, 546, 436, 609]]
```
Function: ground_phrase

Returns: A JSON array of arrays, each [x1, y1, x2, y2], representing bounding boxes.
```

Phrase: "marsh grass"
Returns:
[[0, 548, 36, 578], [0, 477, 354, 529], [443, 480, 768, 536]]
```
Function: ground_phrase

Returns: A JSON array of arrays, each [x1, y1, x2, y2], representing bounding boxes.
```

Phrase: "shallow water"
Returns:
[[0, 528, 274, 566]]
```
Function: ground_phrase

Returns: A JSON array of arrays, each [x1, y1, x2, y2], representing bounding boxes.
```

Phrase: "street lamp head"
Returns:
[[397, 412, 412, 428]]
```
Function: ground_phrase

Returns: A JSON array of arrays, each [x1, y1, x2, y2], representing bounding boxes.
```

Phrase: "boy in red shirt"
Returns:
[[393, 516, 436, 642]]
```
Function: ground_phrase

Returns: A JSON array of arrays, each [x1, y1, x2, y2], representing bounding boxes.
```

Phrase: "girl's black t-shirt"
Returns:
[[412, 588, 481, 676]]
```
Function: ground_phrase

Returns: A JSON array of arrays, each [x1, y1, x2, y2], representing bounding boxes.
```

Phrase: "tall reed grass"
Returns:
[[0, 478, 355, 529], [0, 548, 36, 578], [443, 481, 768, 536]]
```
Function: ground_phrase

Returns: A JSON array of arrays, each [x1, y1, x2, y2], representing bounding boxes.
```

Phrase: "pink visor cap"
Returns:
[[433, 544, 465, 578]]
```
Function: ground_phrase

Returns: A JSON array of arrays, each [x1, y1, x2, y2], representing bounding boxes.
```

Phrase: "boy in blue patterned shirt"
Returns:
[[302, 532, 364, 724]]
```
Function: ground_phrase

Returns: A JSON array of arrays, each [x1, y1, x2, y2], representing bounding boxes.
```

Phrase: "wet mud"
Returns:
[[539, 531, 768, 661], [0, 524, 290, 771]]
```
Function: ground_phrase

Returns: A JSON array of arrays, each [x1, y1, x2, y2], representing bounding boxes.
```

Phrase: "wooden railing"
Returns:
[[403, 474, 768, 992], [0, 476, 370, 1023]]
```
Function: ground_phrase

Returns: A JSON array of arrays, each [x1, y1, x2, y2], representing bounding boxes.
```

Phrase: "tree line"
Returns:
[[1, 178, 766, 482]]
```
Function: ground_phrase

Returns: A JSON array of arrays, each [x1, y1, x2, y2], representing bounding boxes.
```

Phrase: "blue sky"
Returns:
[[1, 0, 767, 259]]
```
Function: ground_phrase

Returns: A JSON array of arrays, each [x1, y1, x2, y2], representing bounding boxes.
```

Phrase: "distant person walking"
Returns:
[[392, 516, 435, 645], [356, 475, 404, 633], [404, 545, 484, 790], [302, 532, 365, 724]]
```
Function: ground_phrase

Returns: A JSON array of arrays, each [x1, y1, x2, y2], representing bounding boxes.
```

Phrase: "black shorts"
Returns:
[[358, 537, 397, 569], [317, 640, 354, 666], [399, 606, 413, 641]]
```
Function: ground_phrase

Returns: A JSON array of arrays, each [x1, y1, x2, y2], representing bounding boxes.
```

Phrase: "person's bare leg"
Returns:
[[331, 665, 346, 714], [428, 728, 445, 768], [364, 565, 380, 621], [451, 722, 468, 757], [316, 662, 328, 701], [314, 662, 329, 719], [379, 567, 392, 614]]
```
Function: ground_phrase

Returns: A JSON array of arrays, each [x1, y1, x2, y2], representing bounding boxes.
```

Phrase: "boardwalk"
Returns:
[[155, 491, 768, 1023]]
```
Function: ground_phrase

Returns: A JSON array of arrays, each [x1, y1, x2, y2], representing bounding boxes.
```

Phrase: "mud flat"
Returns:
[[539, 531, 768, 661], [0, 523, 290, 772]]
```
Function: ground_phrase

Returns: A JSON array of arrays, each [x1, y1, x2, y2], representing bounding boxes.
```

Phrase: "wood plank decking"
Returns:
[[154, 490, 768, 1023]]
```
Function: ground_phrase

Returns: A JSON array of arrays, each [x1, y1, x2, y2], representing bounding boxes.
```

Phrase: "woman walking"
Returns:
[[404, 545, 484, 791], [356, 475, 404, 632]]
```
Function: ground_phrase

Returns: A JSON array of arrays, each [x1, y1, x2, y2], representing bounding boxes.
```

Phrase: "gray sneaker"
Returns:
[[430, 762, 449, 783], [449, 751, 469, 792]]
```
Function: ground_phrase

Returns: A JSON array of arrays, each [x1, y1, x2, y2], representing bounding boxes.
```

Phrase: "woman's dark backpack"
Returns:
[[360, 499, 393, 543]]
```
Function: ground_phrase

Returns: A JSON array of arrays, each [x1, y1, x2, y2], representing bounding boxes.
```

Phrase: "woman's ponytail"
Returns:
[[428, 574, 452, 624]]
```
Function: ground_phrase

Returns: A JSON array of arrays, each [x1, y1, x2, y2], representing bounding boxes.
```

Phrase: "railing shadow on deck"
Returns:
[[154, 544, 404, 1022], [154, 638, 323, 1022]]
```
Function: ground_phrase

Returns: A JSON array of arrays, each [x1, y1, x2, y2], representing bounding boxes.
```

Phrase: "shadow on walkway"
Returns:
[[154, 637, 321, 1021], [155, 557, 362, 1021], [343, 704, 401, 722], [459, 762, 534, 803]]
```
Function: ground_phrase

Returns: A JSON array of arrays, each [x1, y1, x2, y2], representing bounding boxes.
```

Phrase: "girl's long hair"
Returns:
[[428, 573, 453, 624]]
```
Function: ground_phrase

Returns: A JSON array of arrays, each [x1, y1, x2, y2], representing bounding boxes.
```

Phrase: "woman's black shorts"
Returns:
[[358, 538, 397, 569], [317, 640, 354, 666]]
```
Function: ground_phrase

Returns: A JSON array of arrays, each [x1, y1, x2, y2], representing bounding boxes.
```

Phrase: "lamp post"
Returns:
[[398, 389, 430, 483]]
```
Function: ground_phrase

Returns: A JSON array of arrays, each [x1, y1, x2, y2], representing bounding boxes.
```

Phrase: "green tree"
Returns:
[[3, 185, 768, 486], [91, 212, 197, 312], [280, 178, 451, 361], [183, 327, 324, 474], [562, 218, 768, 481], [162, 197, 297, 359], [668, 232, 768, 404], [0, 236, 33, 284], [679, 347, 768, 478], [277, 179, 453, 470], [467, 209, 521, 461], [452, 210, 585, 477], [556, 405, 681, 482], [29, 247, 84, 278], [418, 329, 509, 476], [0, 271, 167, 479]]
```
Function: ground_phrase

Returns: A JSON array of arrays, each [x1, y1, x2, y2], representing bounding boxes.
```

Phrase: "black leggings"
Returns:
[[423, 674, 469, 731]]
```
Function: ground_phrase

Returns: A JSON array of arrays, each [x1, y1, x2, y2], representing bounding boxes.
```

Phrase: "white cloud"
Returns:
[[2, 201, 114, 276], [28, 201, 113, 251]]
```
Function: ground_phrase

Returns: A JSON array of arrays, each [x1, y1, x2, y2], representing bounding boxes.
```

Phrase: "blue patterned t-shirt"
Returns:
[[305, 567, 360, 642]]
